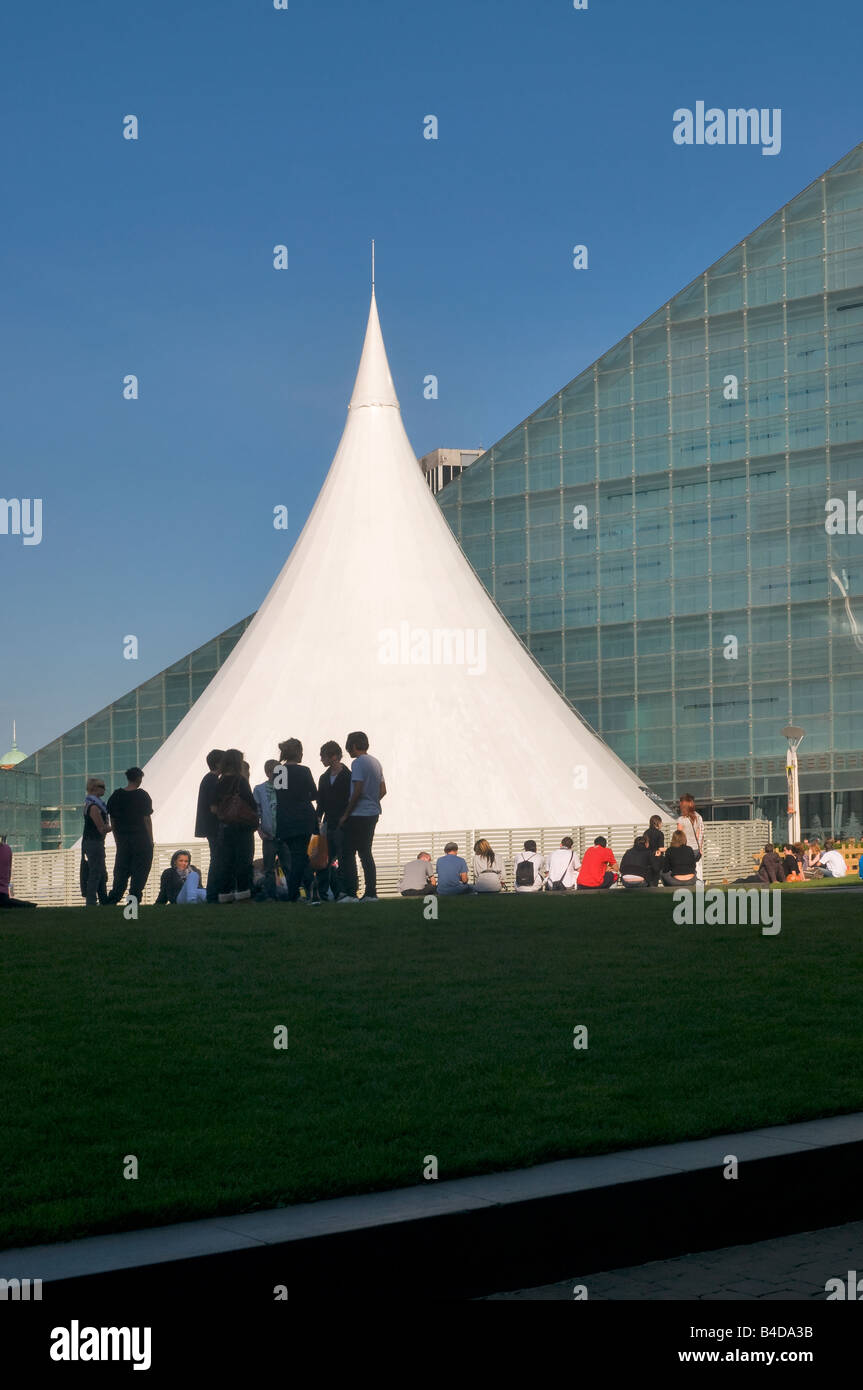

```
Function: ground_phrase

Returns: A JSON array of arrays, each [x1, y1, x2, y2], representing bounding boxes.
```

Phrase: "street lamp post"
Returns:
[[782, 725, 805, 845]]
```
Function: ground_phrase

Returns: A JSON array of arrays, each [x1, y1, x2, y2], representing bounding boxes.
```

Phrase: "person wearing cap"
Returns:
[[435, 842, 471, 896]]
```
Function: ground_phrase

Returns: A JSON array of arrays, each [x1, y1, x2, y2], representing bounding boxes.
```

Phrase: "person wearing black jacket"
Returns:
[[645, 815, 665, 881], [212, 749, 258, 903], [757, 845, 786, 884], [660, 830, 698, 886], [275, 738, 318, 902], [620, 834, 656, 889], [155, 850, 204, 904], [316, 741, 351, 900], [195, 749, 224, 903]]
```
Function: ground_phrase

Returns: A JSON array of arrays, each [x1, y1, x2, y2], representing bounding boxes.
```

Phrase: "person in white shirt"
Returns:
[[545, 836, 581, 891], [819, 841, 848, 878], [677, 793, 705, 883], [513, 840, 546, 893], [473, 839, 506, 893]]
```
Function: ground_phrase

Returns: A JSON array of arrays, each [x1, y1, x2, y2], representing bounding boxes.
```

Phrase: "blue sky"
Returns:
[[1, 0, 860, 755]]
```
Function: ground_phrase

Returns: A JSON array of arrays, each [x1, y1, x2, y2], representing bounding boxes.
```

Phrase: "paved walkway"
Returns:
[[484, 1220, 863, 1299]]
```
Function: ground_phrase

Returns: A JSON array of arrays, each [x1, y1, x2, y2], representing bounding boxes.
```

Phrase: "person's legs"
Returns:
[[218, 827, 239, 901], [262, 837, 279, 899], [600, 871, 616, 889], [206, 833, 221, 903], [326, 824, 345, 898], [233, 829, 254, 898], [109, 836, 132, 902], [129, 839, 153, 903], [83, 841, 107, 906], [354, 816, 378, 898], [341, 821, 359, 898], [285, 834, 309, 901], [0, 892, 36, 909]]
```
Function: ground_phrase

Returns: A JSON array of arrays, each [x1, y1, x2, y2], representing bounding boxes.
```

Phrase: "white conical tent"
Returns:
[[145, 292, 661, 839]]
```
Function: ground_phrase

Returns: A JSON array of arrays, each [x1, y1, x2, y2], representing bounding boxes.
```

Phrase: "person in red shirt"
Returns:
[[576, 836, 618, 890]]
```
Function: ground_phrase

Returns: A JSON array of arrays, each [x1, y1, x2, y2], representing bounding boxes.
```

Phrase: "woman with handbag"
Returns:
[[211, 748, 258, 903]]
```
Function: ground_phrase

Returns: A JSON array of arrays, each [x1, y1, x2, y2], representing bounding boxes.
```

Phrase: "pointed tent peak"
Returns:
[[349, 289, 400, 410]]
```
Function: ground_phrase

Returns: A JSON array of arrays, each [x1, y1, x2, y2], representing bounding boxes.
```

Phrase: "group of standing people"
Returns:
[[77, 732, 386, 907], [194, 734, 386, 904], [80, 768, 154, 907]]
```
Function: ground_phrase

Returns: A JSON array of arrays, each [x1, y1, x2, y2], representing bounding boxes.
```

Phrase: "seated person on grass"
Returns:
[[757, 844, 786, 884], [436, 842, 472, 896], [155, 850, 206, 904], [545, 837, 580, 891], [781, 844, 803, 881], [619, 833, 658, 889], [819, 840, 848, 878], [660, 830, 698, 887], [513, 840, 547, 893], [399, 851, 436, 897], [576, 836, 618, 891], [804, 839, 823, 877]]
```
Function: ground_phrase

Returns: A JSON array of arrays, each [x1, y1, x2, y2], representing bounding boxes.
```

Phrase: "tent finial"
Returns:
[[371, 239, 375, 291]]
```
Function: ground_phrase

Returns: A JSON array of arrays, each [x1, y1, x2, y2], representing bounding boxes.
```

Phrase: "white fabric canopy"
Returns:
[[145, 292, 662, 839]]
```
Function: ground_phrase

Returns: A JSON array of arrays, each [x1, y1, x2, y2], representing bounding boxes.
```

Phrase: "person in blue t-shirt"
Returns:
[[436, 842, 472, 895]]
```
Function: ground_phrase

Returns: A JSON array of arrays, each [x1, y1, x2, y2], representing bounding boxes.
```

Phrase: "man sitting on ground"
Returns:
[[399, 851, 437, 897], [435, 842, 471, 896], [545, 837, 580, 891], [819, 840, 848, 878], [513, 840, 547, 893], [576, 836, 618, 891]]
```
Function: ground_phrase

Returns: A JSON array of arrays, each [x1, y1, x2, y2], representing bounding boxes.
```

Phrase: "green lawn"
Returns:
[[2, 891, 862, 1250]]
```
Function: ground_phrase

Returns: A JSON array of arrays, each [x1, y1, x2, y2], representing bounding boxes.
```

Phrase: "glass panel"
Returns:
[[191, 639, 220, 673], [527, 418, 560, 457], [492, 495, 526, 531], [785, 218, 824, 261], [826, 248, 863, 291], [493, 458, 527, 497], [632, 361, 669, 401], [707, 274, 743, 315], [786, 255, 825, 299], [560, 376, 595, 416]]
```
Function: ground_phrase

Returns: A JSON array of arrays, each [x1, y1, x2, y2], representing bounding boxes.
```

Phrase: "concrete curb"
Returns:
[[3, 1113, 863, 1301]]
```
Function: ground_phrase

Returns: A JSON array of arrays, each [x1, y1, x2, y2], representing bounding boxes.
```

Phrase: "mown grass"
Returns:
[[1, 890, 861, 1249]]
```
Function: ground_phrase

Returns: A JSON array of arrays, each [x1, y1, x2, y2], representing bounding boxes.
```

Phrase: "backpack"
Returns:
[[515, 857, 535, 887]]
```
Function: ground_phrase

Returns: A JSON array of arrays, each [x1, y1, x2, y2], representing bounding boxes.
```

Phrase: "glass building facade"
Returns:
[[15, 616, 253, 849], [437, 143, 863, 840]]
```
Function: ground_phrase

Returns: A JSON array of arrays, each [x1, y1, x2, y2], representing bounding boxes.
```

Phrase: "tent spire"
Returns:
[[371, 239, 375, 291]]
